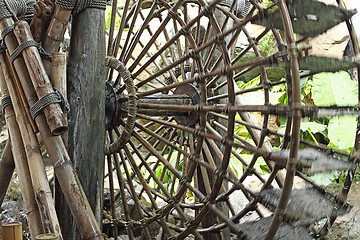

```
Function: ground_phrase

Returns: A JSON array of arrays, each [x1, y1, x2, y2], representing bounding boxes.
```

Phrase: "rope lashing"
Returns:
[[55, 0, 106, 15], [1, 96, 12, 114], [0, 0, 35, 21], [30, 88, 70, 120], [9, 40, 52, 62], [1, 25, 13, 39], [0, 41, 6, 54]]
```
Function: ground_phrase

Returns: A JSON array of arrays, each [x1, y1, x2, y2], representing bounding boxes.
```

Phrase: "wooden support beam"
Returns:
[[66, 7, 106, 239]]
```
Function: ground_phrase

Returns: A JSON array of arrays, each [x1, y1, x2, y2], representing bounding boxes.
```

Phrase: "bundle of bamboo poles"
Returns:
[[0, 1, 104, 240]]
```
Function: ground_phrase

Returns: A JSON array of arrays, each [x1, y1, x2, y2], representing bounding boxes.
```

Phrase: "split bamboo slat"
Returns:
[[42, 6, 71, 73], [0, 57, 43, 239], [2, 223, 22, 240], [35, 233, 59, 240], [0, 141, 14, 205], [0, 53, 62, 239], [0, 18, 104, 240], [13, 21, 67, 136]]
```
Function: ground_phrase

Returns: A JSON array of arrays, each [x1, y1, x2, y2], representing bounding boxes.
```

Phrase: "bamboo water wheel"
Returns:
[[0, 0, 358, 239], [101, 0, 360, 239]]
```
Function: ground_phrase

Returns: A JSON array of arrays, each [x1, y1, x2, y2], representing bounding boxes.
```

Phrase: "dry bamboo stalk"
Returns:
[[51, 52, 67, 145], [0, 18, 40, 132], [0, 18, 104, 240], [2, 223, 22, 240], [51, 53, 66, 97], [0, 64, 43, 239], [0, 53, 62, 239], [36, 233, 59, 240], [13, 21, 67, 136], [8, 54, 38, 133], [0, 141, 14, 204], [42, 6, 71, 73], [51, 52, 68, 235]]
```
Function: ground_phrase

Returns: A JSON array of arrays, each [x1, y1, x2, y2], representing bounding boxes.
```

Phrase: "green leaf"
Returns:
[[312, 71, 358, 106], [308, 172, 336, 186], [238, 76, 261, 90], [328, 116, 357, 150], [300, 121, 327, 133]]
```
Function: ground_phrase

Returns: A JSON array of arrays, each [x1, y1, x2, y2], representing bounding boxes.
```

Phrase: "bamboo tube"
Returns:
[[42, 6, 71, 73], [0, 18, 104, 240], [0, 59, 43, 239], [0, 141, 14, 205], [51, 53, 66, 97], [51, 52, 67, 145], [0, 18, 39, 133], [2, 222, 22, 240], [0, 53, 62, 239], [13, 21, 67, 136], [36, 233, 59, 240], [51, 52, 68, 236]]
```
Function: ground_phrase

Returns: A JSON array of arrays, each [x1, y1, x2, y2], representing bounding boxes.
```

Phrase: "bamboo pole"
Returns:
[[51, 52, 67, 145], [36, 233, 59, 240], [0, 18, 40, 131], [0, 141, 14, 205], [0, 59, 43, 239], [13, 21, 67, 136], [51, 52, 69, 238], [2, 222, 22, 240], [0, 18, 104, 240], [42, 6, 71, 74], [0, 53, 62, 239]]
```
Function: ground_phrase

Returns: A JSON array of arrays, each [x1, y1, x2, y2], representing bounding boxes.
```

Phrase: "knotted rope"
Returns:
[[55, 0, 106, 15], [0, 0, 35, 21]]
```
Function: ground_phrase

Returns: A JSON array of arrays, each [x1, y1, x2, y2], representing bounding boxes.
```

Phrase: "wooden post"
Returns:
[[0, 141, 14, 205], [0, 58, 43, 239], [66, 7, 106, 239], [36, 233, 59, 240], [13, 21, 67, 136], [2, 222, 22, 240]]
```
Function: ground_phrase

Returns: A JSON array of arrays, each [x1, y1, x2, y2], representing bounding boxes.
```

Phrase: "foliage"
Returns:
[[105, 6, 122, 31], [312, 71, 358, 106], [278, 71, 359, 185], [258, 33, 277, 56]]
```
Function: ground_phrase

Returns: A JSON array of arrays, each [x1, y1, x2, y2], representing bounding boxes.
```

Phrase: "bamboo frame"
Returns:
[[0, 17, 104, 240], [13, 21, 67, 135], [0, 56, 43, 239], [42, 6, 71, 73], [0, 52, 62, 239]]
